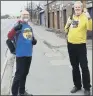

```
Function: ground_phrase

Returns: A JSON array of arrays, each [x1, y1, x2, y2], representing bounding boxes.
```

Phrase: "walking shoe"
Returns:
[[70, 86, 81, 93], [19, 91, 33, 96], [84, 90, 91, 95]]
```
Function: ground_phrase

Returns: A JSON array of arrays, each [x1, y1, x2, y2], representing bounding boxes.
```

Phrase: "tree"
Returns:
[[1, 14, 10, 19]]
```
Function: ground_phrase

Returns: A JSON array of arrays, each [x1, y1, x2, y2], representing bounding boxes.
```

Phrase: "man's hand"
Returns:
[[32, 37, 37, 45], [67, 18, 72, 27], [14, 22, 22, 31], [83, 8, 91, 19]]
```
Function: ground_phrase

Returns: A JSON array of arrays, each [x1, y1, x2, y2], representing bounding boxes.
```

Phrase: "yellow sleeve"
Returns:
[[87, 18, 92, 31]]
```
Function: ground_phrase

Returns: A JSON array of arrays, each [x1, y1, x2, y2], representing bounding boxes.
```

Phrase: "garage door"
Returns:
[[40, 12, 45, 26]]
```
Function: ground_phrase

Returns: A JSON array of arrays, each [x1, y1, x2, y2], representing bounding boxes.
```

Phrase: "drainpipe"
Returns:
[[47, 0, 49, 28]]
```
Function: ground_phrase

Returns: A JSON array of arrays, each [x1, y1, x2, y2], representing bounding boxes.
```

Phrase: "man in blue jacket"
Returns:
[[8, 10, 36, 96]]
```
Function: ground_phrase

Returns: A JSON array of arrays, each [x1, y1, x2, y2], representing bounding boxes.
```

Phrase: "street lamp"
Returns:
[[27, 1, 29, 11], [81, 0, 86, 8], [31, 0, 32, 21]]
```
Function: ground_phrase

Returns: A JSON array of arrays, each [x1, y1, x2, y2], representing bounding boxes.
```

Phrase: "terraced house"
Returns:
[[42, 0, 93, 38]]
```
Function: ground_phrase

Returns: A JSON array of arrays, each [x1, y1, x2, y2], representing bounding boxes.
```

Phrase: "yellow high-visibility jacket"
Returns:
[[65, 13, 92, 44]]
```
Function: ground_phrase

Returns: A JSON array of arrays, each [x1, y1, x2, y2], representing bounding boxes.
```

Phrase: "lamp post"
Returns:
[[31, 0, 32, 21], [27, 1, 29, 11], [82, 0, 86, 8]]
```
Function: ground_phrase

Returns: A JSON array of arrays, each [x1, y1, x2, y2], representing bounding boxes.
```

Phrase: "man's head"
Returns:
[[74, 1, 83, 16], [20, 10, 30, 22]]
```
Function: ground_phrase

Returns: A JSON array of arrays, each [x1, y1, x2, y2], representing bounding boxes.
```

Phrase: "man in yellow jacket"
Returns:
[[65, 1, 92, 95]]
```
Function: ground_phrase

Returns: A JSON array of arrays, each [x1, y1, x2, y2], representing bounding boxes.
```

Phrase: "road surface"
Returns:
[[25, 23, 92, 95], [1, 20, 92, 95]]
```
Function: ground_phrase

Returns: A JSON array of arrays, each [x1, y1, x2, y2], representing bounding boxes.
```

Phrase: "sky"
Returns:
[[1, 1, 39, 16]]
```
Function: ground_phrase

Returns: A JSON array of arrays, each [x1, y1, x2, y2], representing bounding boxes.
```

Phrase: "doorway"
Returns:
[[57, 11, 60, 29], [63, 9, 67, 27]]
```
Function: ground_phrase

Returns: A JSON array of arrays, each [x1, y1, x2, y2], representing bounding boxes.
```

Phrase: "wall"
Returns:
[[45, 0, 93, 35]]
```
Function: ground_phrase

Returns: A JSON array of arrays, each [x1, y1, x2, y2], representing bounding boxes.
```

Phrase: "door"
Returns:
[[52, 12, 55, 28], [87, 7, 93, 39], [57, 11, 60, 29], [63, 9, 67, 27], [48, 13, 50, 28], [41, 12, 45, 26]]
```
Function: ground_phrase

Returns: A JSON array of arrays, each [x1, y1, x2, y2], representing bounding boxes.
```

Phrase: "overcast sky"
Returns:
[[1, 1, 39, 16]]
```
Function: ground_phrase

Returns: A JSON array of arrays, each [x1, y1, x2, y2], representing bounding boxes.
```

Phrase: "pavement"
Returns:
[[25, 22, 92, 95], [1, 20, 92, 95], [1, 19, 17, 95], [1, 19, 17, 78], [1, 51, 15, 95]]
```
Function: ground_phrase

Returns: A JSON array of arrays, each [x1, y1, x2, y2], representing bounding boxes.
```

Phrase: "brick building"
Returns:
[[44, 0, 93, 36]]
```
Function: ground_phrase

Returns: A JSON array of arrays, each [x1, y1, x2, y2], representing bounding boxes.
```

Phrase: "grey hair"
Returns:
[[74, 1, 83, 8]]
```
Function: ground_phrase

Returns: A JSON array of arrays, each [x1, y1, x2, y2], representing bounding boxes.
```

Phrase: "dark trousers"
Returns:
[[67, 42, 91, 90], [12, 56, 32, 96]]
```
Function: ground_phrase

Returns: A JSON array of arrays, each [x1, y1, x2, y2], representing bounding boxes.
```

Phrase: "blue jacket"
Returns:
[[15, 22, 34, 57]]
